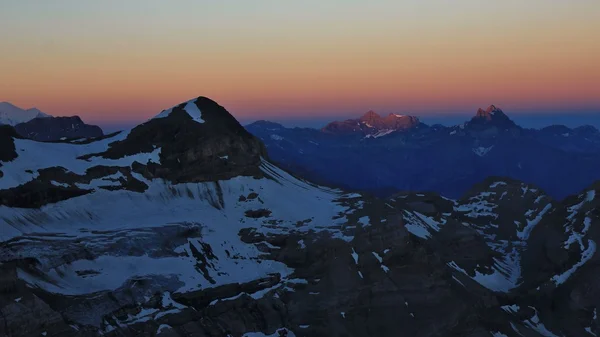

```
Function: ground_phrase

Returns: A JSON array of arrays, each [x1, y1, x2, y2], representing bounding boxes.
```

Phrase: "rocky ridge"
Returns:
[[0, 97, 599, 336], [14, 116, 104, 141], [247, 105, 600, 199]]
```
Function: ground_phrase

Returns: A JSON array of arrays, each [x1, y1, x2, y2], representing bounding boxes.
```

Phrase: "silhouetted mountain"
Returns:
[[14, 116, 104, 141], [2, 97, 600, 337], [322, 110, 423, 137], [247, 105, 600, 199]]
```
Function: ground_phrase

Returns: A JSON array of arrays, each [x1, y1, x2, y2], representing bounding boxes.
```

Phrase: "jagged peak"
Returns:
[[359, 110, 382, 121], [485, 105, 501, 114]]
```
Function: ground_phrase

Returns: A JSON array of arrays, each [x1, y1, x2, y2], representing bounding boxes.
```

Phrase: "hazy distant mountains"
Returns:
[[0, 102, 103, 141], [0, 102, 51, 126], [246, 105, 600, 199]]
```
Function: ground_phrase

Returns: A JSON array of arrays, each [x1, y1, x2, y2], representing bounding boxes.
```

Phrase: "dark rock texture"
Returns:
[[1, 97, 599, 337], [14, 116, 103, 141], [82, 97, 267, 183]]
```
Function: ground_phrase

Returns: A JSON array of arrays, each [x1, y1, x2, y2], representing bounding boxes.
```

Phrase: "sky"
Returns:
[[1, 0, 599, 130]]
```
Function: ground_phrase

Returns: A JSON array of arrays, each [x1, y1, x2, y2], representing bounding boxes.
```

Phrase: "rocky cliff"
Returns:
[[0, 97, 599, 337]]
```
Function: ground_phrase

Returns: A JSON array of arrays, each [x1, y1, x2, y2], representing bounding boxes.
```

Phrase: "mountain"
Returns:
[[246, 105, 600, 199], [14, 116, 104, 141], [0, 102, 52, 126], [322, 110, 423, 137], [1, 96, 600, 337]]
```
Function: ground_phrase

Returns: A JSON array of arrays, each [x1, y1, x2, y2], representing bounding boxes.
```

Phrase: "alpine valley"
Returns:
[[1, 97, 600, 337], [246, 105, 600, 199]]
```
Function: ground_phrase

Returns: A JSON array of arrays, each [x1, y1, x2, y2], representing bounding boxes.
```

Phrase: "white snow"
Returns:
[[50, 181, 70, 188], [0, 130, 140, 190], [183, 100, 204, 123], [371, 129, 394, 138], [402, 210, 444, 239], [341, 312, 346, 318], [455, 196, 498, 219], [501, 304, 520, 314], [517, 203, 552, 240], [157, 324, 172, 334], [452, 276, 465, 287], [357, 216, 370, 227], [473, 146, 494, 157], [491, 332, 508, 337], [4, 160, 362, 299], [270, 134, 284, 141], [551, 240, 596, 285], [489, 181, 507, 188], [14, 297, 22, 302], [372, 252, 383, 263], [0, 102, 51, 126], [447, 260, 517, 293], [161, 292, 186, 309], [523, 307, 559, 337], [243, 330, 296, 337], [152, 99, 204, 123], [351, 248, 359, 264]]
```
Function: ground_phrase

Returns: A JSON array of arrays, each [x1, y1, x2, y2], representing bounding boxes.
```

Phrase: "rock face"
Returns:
[[14, 116, 104, 141], [247, 105, 600, 199], [1, 96, 600, 337], [322, 110, 422, 136]]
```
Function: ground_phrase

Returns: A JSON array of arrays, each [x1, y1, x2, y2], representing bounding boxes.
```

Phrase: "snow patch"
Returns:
[[473, 146, 494, 157], [552, 240, 596, 285]]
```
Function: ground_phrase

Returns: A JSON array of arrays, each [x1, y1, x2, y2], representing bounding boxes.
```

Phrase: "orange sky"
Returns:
[[1, 1, 599, 124]]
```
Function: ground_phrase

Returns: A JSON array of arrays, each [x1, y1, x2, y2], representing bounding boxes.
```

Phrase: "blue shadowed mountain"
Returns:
[[246, 105, 600, 199]]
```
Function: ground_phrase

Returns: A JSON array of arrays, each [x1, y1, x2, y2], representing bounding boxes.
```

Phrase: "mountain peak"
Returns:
[[467, 105, 517, 131], [91, 96, 267, 182], [359, 110, 382, 123], [485, 104, 500, 114], [0, 102, 52, 126]]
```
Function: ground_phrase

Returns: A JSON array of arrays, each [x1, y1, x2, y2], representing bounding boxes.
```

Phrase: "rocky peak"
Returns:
[[83, 96, 268, 183], [359, 110, 382, 125], [468, 105, 517, 130]]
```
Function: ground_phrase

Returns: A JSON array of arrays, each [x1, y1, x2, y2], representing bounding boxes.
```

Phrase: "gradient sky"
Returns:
[[1, 0, 599, 128]]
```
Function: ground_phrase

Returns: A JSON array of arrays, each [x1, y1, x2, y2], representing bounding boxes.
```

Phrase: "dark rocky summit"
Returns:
[[14, 116, 104, 141], [1, 96, 599, 337]]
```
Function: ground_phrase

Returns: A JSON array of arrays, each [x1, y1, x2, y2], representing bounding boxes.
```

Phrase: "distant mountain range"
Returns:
[[2, 97, 600, 336], [0, 102, 103, 141], [246, 105, 600, 199], [0, 102, 51, 125]]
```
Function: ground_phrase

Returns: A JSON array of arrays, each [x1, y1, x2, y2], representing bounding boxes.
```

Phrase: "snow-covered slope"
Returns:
[[1, 96, 599, 337], [0, 102, 51, 126]]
